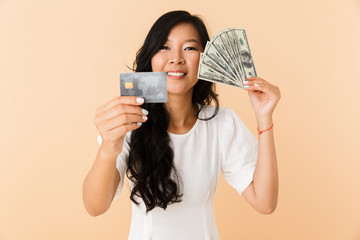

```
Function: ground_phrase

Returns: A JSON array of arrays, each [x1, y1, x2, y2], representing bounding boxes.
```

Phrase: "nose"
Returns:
[[169, 50, 185, 64]]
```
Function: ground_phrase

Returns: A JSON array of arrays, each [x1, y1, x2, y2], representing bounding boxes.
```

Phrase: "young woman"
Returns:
[[83, 10, 280, 239]]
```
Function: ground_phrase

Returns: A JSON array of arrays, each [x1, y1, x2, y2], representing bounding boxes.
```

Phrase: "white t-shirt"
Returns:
[[97, 106, 258, 240]]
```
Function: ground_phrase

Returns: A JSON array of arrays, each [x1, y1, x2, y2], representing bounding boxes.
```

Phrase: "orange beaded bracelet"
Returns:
[[257, 123, 274, 134]]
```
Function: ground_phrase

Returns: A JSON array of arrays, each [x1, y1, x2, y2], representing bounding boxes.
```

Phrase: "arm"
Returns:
[[241, 76, 280, 214], [82, 146, 121, 217], [82, 96, 148, 216]]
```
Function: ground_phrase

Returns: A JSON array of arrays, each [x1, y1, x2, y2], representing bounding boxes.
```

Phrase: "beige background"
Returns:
[[1, 0, 359, 239]]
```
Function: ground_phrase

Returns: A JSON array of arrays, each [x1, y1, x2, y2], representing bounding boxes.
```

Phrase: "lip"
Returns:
[[166, 71, 187, 80]]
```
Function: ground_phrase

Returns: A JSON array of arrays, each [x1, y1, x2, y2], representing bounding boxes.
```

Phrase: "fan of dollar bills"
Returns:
[[197, 28, 257, 88]]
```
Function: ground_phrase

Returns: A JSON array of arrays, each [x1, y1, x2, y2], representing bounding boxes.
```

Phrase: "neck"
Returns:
[[166, 91, 197, 134]]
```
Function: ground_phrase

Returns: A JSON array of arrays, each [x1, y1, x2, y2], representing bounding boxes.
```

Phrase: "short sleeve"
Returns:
[[97, 134, 130, 200], [220, 108, 258, 195]]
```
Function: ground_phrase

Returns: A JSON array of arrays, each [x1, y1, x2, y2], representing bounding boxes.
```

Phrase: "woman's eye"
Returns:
[[185, 47, 197, 51], [160, 46, 170, 50]]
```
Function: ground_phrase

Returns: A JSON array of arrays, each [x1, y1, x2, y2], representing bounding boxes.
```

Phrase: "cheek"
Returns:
[[190, 55, 201, 72], [151, 54, 166, 72]]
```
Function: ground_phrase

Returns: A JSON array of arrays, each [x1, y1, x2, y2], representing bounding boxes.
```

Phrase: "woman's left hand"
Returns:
[[244, 76, 281, 119]]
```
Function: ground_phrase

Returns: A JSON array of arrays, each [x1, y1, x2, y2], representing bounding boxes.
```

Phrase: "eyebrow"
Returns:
[[166, 39, 201, 45], [185, 39, 201, 44]]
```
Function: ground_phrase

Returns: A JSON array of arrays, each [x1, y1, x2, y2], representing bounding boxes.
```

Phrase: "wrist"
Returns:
[[256, 116, 273, 130], [98, 142, 122, 161], [257, 123, 274, 134]]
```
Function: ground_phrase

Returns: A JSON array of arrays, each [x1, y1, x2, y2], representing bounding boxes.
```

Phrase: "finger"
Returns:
[[106, 122, 142, 140], [244, 82, 274, 92], [102, 122, 142, 143], [244, 84, 264, 91], [244, 76, 273, 88], [244, 82, 280, 100], [245, 76, 265, 82], [244, 77, 270, 85], [99, 105, 148, 122], [244, 81, 269, 90], [244, 79, 274, 93], [96, 96, 145, 116], [102, 114, 147, 132]]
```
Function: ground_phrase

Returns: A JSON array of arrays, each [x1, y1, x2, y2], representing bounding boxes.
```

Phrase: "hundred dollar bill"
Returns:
[[220, 30, 241, 75], [218, 30, 244, 84], [211, 32, 242, 81], [200, 53, 238, 83], [197, 63, 237, 86], [202, 41, 238, 81], [225, 29, 246, 83], [233, 29, 257, 78], [198, 76, 240, 88]]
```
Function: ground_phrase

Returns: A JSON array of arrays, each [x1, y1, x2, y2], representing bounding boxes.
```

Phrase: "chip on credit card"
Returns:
[[120, 72, 167, 103]]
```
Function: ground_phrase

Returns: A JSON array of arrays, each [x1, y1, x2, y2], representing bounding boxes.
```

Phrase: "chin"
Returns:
[[167, 81, 197, 95], [167, 87, 193, 97]]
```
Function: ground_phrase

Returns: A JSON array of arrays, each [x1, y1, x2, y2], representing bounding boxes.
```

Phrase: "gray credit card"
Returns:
[[120, 72, 167, 103]]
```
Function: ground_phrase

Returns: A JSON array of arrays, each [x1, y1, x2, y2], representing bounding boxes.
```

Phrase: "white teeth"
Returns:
[[167, 72, 186, 76]]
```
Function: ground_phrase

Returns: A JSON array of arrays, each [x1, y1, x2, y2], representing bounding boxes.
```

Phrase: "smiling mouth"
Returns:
[[167, 72, 187, 77]]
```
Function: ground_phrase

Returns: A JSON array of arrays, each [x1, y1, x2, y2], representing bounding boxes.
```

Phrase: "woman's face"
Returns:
[[151, 22, 203, 97]]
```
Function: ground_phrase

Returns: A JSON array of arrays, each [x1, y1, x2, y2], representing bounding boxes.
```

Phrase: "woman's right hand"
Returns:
[[93, 96, 148, 157]]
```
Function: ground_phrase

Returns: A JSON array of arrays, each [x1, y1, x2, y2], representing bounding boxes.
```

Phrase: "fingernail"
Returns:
[[137, 122, 142, 126], [255, 83, 259, 87], [244, 85, 250, 88], [136, 97, 144, 104], [243, 81, 249, 84], [142, 108, 149, 115], [142, 115, 148, 121]]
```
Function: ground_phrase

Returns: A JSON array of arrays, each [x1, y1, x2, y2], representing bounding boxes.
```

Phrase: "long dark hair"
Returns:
[[127, 10, 219, 212]]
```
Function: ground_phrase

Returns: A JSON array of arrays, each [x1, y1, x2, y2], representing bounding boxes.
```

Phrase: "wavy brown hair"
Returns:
[[127, 10, 219, 213]]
